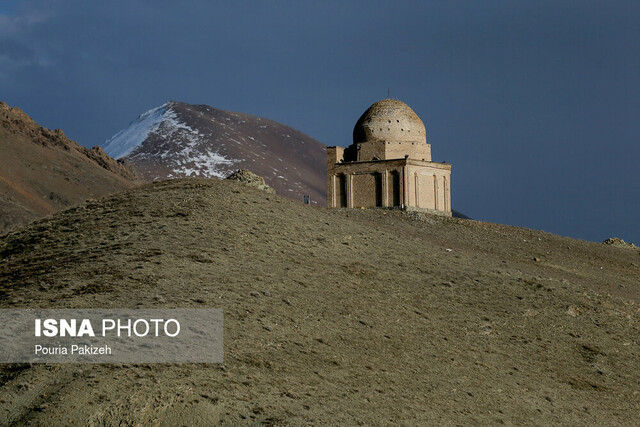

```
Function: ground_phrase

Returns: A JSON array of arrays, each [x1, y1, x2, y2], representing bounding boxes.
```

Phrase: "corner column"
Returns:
[[402, 166, 409, 208], [384, 171, 389, 207], [329, 174, 336, 208], [346, 173, 353, 208]]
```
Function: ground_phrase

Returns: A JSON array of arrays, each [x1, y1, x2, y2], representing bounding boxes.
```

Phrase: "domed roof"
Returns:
[[353, 99, 426, 145]]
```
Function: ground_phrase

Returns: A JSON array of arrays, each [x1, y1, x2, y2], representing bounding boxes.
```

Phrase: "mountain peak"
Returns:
[[102, 103, 170, 159], [102, 102, 327, 204]]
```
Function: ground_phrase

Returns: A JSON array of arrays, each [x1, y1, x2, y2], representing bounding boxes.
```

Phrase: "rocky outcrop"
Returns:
[[84, 146, 139, 182], [603, 237, 637, 249], [226, 169, 276, 194]]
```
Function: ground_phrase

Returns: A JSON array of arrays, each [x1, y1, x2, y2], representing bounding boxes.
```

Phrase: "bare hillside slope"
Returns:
[[0, 102, 138, 234]]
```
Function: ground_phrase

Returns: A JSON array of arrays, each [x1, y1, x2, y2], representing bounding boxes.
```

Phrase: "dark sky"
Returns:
[[1, 1, 638, 244]]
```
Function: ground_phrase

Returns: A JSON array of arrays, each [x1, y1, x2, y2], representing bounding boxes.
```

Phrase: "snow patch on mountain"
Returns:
[[103, 104, 167, 159], [103, 102, 236, 178]]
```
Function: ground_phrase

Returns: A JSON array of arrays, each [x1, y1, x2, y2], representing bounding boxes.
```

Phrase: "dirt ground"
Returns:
[[0, 178, 638, 425]]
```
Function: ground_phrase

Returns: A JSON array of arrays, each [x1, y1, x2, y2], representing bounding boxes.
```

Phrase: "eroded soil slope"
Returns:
[[0, 179, 638, 425], [0, 102, 137, 234]]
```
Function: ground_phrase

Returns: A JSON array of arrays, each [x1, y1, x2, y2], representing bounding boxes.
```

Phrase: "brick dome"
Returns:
[[353, 99, 426, 145]]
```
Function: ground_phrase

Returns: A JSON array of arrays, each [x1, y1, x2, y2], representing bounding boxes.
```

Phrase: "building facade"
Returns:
[[327, 99, 452, 215]]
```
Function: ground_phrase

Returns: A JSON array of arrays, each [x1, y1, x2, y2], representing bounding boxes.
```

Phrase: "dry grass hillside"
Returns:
[[0, 102, 138, 234], [0, 178, 638, 425]]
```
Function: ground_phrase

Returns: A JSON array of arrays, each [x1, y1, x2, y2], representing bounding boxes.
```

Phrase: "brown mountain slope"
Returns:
[[0, 102, 138, 233], [0, 178, 638, 425], [103, 101, 327, 204]]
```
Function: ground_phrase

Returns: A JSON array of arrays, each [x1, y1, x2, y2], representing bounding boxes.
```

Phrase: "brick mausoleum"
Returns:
[[327, 99, 452, 215]]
